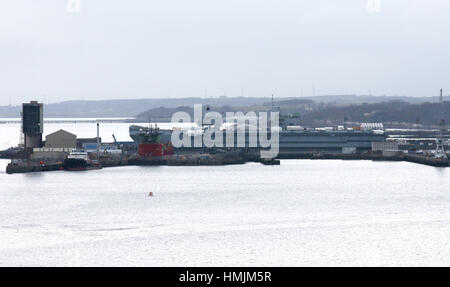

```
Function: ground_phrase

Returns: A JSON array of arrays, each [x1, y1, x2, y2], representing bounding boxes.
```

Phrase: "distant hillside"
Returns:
[[0, 97, 273, 118], [136, 100, 450, 128], [299, 101, 450, 127], [296, 95, 450, 104], [0, 95, 448, 118], [136, 105, 244, 121]]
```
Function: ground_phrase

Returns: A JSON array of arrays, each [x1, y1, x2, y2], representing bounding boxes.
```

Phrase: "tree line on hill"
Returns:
[[135, 100, 449, 128]]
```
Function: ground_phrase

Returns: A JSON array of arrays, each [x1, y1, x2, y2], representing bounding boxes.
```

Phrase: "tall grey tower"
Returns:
[[22, 101, 44, 150], [435, 89, 447, 159]]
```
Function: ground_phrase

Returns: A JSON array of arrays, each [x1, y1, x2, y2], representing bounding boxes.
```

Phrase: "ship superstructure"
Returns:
[[133, 124, 174, 157]]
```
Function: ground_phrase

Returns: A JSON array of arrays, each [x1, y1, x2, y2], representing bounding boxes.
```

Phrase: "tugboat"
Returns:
[[63, 150, 102, 171]]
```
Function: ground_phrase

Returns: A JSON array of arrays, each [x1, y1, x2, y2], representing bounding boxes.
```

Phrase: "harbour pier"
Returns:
[[2, 98, 449, 174]]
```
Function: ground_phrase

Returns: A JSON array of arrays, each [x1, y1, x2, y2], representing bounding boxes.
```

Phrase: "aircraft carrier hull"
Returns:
[[129, 125, 386, 155]]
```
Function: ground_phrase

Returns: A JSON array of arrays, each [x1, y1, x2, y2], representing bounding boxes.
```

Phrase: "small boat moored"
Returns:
[[63, 150, 102, 171]]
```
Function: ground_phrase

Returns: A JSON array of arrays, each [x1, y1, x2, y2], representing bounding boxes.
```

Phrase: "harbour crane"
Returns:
[[435, 89, 447, 159]]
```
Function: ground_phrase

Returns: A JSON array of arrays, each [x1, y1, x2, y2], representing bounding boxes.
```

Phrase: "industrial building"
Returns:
[[372, 141, 399, 152], [77, 138, 101, 149], [45, 129, 77, 149], [372, 141, 400, 157], [31, 148, 72, 161]]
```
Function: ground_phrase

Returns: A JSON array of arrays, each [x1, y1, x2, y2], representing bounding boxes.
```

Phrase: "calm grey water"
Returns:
[[1, 121, 450, 266]]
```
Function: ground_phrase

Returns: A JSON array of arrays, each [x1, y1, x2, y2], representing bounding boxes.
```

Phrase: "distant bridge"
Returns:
[[0, 119, 134, 124]]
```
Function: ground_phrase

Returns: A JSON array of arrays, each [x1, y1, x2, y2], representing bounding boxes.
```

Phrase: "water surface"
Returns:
[[1, 122, 449, 266]]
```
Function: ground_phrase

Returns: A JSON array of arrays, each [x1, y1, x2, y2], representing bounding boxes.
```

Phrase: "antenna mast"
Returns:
[[271, 94, 274, 112], [435, 88, 447, 159]]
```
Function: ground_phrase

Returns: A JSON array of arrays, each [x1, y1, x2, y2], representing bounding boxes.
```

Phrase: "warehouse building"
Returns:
[[372, 141, 399, 152], [45, 129, 77, 149], [372, 141, 400, 157]]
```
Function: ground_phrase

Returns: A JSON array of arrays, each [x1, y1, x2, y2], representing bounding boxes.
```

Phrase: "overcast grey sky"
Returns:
[[0, 0, 449, 105]]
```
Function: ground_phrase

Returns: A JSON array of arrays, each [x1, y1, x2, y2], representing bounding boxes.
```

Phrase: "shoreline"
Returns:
[[4, 152, 448, 174]]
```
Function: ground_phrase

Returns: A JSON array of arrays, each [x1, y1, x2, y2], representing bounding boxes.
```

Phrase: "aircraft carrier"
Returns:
[[129, 123, 387, 156]]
